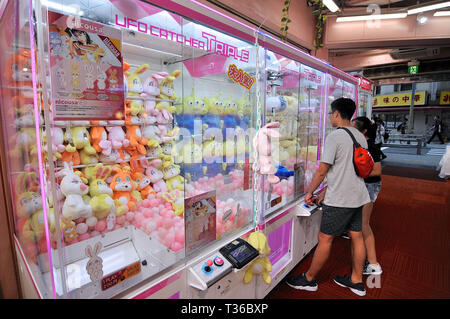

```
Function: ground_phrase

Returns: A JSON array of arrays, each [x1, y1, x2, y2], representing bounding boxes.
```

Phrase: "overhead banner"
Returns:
[[373, 91, 426, 107], [48, 11, 124, 120]]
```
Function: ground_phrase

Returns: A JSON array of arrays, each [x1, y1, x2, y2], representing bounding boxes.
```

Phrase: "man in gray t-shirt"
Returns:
[[286, 98, 370, 296]]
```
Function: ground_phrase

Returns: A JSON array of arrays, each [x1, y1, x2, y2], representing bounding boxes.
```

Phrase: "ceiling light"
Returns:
[[336, 12, 407, 22], [417, 13, 428, 24], [434, 10, 450, 16], [407, 1, 450, 15], [322, 0, 339, 13], [42, 0, 84, 15]]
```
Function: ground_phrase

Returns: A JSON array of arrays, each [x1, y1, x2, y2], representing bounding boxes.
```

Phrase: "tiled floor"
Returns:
[[266, 172, 450, 299]]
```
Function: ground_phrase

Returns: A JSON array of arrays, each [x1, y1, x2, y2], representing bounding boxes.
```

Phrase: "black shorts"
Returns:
[[320, 204, 363, 236]]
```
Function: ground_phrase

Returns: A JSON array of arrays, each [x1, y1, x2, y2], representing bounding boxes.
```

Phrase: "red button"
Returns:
[[206, 259, 213, 266], [214, 257, 224, 266]]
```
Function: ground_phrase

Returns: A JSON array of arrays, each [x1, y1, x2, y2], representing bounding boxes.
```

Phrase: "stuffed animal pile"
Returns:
[[6, 53, 254, 261]]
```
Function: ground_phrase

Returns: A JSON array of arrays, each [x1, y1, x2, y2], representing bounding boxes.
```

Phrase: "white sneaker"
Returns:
[[363, 263, 382, 275]]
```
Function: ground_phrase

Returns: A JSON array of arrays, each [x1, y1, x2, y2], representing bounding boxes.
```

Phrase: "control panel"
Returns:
[[190, 252, 232, 289], [296, 202, 318, 216]]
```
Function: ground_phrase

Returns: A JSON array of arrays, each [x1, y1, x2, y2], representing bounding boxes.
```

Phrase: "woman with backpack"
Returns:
[[352, 116, 383, 276]]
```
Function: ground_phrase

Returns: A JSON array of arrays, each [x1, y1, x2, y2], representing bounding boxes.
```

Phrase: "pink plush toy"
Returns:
[[106, 126, 130, 150], [141, 72, 168, 117], [145, 159, 168, 193], [253, 122, 281, 184]]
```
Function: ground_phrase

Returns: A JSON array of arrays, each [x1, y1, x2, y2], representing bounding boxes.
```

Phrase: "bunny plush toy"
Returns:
[[141, 72, 168, 117], [58, 162, 93, 221], [253, 122, 281, 184], [145, 159, 167, 193]]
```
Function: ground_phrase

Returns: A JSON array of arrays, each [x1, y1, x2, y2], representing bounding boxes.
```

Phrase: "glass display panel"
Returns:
[[0, 0, 256, 299]]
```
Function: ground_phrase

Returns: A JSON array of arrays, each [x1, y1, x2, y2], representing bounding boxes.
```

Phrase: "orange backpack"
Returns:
[[339, 127, 374, 179]]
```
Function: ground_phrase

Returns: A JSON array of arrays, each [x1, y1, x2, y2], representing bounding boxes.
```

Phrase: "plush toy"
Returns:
[[16, 192, 42, 219], [155, 70, 181, 123], [145, 159, 167, 193], [62, 217, 78, 243], [66, 126, 97, 156], [110, 166, 138, 214], [253, 122, 281, 184], [146, 139, 162, 159], [158, 70, 181, 100], [125, 126, 148, 156], [106, 126, 130, 150], [162, 160, 184, 192], [132, 172, 156, 199], [162, 189, 184, 216], [90, 126, 112, 155], [30, 208, 56, 241], [243, 232, 272, 285], [58, 162, 93, 220], [80, 148, 99, 165], [141, 72, 168, 117], [84, 164, 115, 220], [142, 125, 161, 144], [125, 63, 149, 116], [4, 49, 33, 86], [47, 127, 66, 160]]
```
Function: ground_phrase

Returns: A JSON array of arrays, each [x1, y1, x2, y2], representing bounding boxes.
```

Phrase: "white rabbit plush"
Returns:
[[96, 66, 107, 90], [85, 242, 103, 281], [58, 162, 93, 220], [85, 64, 95, 89]]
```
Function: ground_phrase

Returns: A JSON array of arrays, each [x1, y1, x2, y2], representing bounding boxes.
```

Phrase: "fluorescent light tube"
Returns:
[[434, 10, 450, 16], [323, 0, 339, 13], [42, 0, 84, 15], [336, 12, 407, 22], [407, 1, 450, 15]]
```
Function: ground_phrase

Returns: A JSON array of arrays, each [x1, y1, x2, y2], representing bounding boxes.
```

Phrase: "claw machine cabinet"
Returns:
[[179, 17, 259, 300], [354, 75, 373, 118], [0, 0, 196, 299]]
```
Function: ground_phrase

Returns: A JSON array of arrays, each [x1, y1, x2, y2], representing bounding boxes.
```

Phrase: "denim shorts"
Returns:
[[320, 204, 363, 236], [365, 181, 382, 202]]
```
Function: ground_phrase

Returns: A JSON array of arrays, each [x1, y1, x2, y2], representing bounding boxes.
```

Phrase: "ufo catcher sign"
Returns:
[[47, 11, 124, 120]]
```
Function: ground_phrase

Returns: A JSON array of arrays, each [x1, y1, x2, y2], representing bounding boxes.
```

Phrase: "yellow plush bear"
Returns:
[[243, 232, 272, 285]]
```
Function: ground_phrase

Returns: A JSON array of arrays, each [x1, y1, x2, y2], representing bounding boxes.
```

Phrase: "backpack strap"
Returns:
[[338, 127, 361, 147]]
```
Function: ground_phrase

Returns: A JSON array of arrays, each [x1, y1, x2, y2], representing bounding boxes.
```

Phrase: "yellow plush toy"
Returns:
[[243, 232, 272, 285], [84, 164, 115, 219]]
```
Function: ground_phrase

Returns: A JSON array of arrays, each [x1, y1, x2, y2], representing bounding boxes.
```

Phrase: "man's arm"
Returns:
[[305, 162, 331, 204]]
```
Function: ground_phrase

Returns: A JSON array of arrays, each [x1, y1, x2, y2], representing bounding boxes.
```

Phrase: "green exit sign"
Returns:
[[408, 65, 419, 74]]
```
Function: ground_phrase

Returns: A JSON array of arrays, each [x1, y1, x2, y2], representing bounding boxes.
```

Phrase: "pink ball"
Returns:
[[175, 228, 184, 242], [164, 202, 172, 209], [163, 218, 174, 229], [143, 209, 153, 218], [126, 212, 135, 222], [165, 230, 175, 244], [78, 233, 90, 241], [158, 204, 165, 211], [117, 215, 126, 225], [145, 221, 157, 233], [149, 199, 159, 207], [142, 199, 151, 208], [171, 242, 183, 252], [95, 220, 106, 232], [158, 227, 168, 239], [154, 216, 163, 227], [135, 214, 145, 225], [76, 223, 88, 234]]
